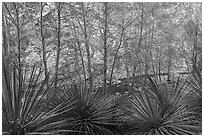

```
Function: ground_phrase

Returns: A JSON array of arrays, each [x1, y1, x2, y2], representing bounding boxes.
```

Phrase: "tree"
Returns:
[[2, 2, 202, 135], [81, 2, 93, 90], [54, 2, 63, 88], [71, 22, 87, 89], [102, 2, 108, 92], [131, 3, 144, 89], [40, 2, 49, 82], [3, 3, 23, 114]]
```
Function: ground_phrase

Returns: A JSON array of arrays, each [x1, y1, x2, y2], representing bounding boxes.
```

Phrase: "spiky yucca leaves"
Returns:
[[185, 68, 202, 132], [121, 76, 200, 135], [186, 68, 202, 96], [54, 86, 123, 135], [2, 61, 77, 135]]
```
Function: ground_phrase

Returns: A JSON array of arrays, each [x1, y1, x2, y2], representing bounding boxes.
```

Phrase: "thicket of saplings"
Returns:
[[2, 62, 202, 135]]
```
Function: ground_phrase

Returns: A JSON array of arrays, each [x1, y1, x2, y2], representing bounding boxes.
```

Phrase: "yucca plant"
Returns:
[[2, 60, 77, 135], [186, 67, 202, 97], [121, 76, 201, 135], [185, 67, 202, 131], [53, 86, 124, 135]]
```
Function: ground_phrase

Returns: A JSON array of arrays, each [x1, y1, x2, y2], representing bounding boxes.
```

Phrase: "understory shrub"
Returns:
[[2, 59, 201, 134], [120, 76, 201, 135]]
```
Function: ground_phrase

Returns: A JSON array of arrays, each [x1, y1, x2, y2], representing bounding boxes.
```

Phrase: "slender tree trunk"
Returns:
[[167, 46, 171, 82], [192, 24, 199, 71], [3, 4, 13, 62], [12, 3, 22, 131], [158, 49, 162, 81], [74, 45, 83, 88], [109, 29, 124, 85], [150, 18, 156, 78], [2, 15, 8, 56], [14, 3, 22, 92], [40, 2, 48, 82], [77, 40, 87, 89], [124, 39, 131, 92], [103, 2, 108, 92], [167, 60, 171, 81], [81, 3, 93, 90], [55, 3, 63, 89], [2, 14, 11, 76], [144, 49, 149, 84], [72, 22, 87, 89], [144, 35, 152, 84], [132, 3, 144, 91]]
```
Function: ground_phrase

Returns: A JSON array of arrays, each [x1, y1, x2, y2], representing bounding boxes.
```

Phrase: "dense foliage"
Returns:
[[2, 2, 202, 135]]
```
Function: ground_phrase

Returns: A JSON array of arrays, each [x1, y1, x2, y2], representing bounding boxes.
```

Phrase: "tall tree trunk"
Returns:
[[150, 17, 156, 79], [158, 49, 162, 81], [109, 29, 124, 85], [77, 38, 87, 89], [3, 3, 12, 62], [14, 3, 22, 92], [167, 60, 171, 82], [2, 15, 8, 56], [72, 22, 87, 89], [81, 3, 93, 90], [72, 23, 86, 89], [132, 3, 144, 91], [192, 24, 199, 71], [103, 2, 108, 92], [124, 39, 131, 92], [12, 3, 22, 131], [40, 2, 48, 83], [74, 45, 83, 88], [54, 3, 63, 89], [144, 48, 149, 84], [167, 45, 172, 82], [2, 14, 11, 76]]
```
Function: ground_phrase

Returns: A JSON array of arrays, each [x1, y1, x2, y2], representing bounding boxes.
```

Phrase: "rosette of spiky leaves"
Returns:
[[186, 68, 202, 97], [121, 76, 200, 135], [54, 86, 123, 135], [184, 68, 202, 130], [2, 60, 77, 135]]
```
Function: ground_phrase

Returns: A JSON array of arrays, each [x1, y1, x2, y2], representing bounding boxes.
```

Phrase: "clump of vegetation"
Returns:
[[2, 60, 77, 135], [49, 86, 123, 135], [2, 2, 202, 135], [3, 59, 201, 135], [120, 77, 201, 134]]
